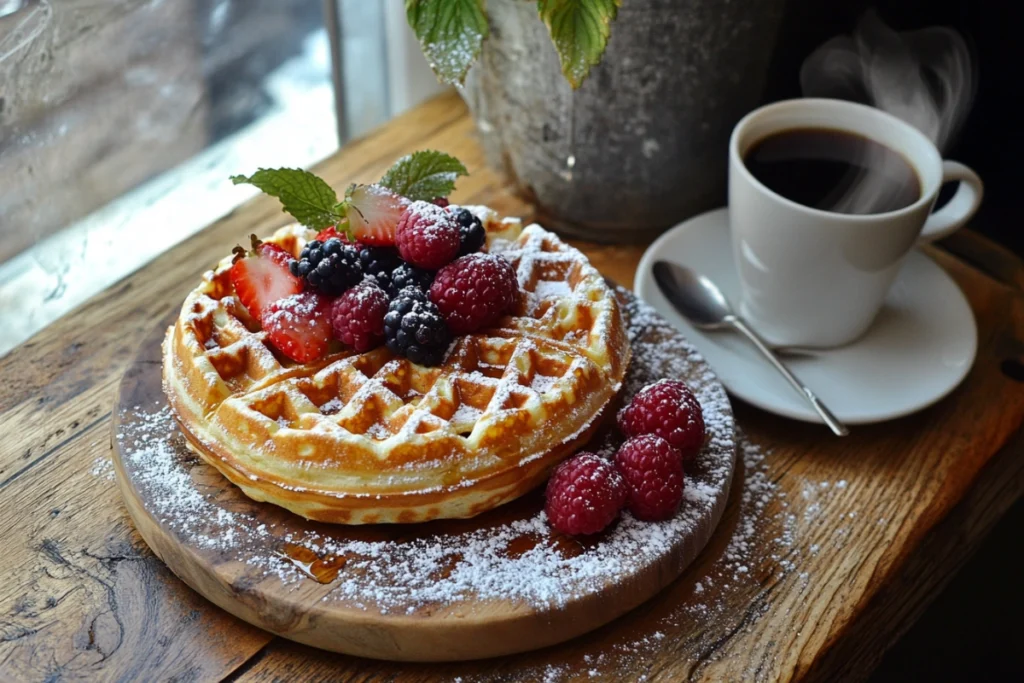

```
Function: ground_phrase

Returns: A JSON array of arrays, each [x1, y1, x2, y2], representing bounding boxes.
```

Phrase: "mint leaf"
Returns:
[[379, 150, 468, 201], [406, 0, 488, 85], [231, 168, 346, 230], [537, 0, 620, 89]]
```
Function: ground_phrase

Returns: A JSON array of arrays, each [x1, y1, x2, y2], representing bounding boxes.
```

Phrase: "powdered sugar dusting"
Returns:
[[117, 293, 733, 608], [425, 424, 794, 682], [112, 293, 812, 678], [90, 454, 115, 481], [533, 280, 572, 300], [402, 200, 458, 243], [530, 373, 559, 395]]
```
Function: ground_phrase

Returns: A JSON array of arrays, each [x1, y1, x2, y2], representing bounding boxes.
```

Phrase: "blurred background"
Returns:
[[0, 2, 1020, 678]]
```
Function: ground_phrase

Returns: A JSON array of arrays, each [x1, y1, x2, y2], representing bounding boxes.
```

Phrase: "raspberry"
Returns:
[[429, 253, 518, 334], [330, 281, 389, 352], [394, 201, 461, 270], [383, 288, 451, 366], [617, 379, 705, 460], [432, 197, 450, 208], [614, 435, 684, 521], [450, 207, 486, 256], [545, 453, 627, 536]]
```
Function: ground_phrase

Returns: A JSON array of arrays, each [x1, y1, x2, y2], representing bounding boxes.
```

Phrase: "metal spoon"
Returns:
[[653, 261, 849, 437]]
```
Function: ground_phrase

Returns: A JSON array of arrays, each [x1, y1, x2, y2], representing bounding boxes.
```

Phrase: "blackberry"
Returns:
[[387, 262, 435, 298], [290, 238, 362, 295], [453, 208, 486, 256], [384, 288, 451, 366], [358, 246, 402, 292]]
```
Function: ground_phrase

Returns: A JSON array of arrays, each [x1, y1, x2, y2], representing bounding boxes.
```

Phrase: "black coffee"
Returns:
[[743, 128, 921, 215]]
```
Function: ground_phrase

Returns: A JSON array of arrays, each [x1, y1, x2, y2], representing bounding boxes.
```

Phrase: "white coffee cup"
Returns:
[[728, 98, 983, 348]]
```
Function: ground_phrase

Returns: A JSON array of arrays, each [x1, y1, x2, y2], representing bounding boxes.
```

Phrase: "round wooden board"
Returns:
[[112, 290, 736, 662]]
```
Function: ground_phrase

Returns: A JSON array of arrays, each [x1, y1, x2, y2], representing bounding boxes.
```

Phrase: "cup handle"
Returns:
[[918, 160, 984, 244]]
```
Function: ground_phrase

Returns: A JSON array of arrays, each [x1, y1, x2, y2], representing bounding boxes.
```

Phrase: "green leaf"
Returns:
[[230, 168, 346, 230], [537, 0, 620, 89], [406, 0, 488, 85], [379, 150, 469, 201]]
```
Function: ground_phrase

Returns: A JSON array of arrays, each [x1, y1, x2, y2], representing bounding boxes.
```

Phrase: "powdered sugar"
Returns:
[[529, 373, 559, 394], [263, 292, 327, 328], [451, 402, 484, 425], [400, 200, 458, 244], [116, 295, 736, 616], [90, 454, 115, 481], [533, 280, 572, 300], [111, 291, 819, 679], [320, 397, 343, 414]]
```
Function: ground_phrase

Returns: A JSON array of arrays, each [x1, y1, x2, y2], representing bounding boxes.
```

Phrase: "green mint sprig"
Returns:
[[230, 149, 468, 229], [230, 168, 346, 231], [379, 150, 468, 201]]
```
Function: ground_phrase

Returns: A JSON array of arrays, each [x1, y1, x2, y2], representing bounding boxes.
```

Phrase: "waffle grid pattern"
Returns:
[[164, 207, 629, 522]]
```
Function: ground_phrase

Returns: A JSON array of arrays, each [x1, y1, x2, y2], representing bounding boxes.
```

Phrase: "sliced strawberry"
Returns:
[[229, 235, 303, 322], [346, 184, 409, 246], [262, 292, 334, 363], [259, 242, 297, 269], [314, 225, 357, 246]]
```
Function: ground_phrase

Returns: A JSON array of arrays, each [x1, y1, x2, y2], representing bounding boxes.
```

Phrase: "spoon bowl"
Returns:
[[652, 261, 736, 330]]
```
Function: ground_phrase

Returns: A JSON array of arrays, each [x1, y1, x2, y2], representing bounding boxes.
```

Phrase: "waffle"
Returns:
[[163, 207, 630, 524]]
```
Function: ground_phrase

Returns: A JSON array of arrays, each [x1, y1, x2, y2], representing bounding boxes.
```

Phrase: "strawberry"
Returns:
[[314, 225, 358, 246], [262, 292, 333, 363], [229, 235, 303, 322], [315, 226, 343, 242], [345, 184, 409, 246]]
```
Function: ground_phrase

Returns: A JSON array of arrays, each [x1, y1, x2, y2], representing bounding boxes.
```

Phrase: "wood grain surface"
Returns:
[[1, 92, 1023, 681], [111, 291, 736, 662]]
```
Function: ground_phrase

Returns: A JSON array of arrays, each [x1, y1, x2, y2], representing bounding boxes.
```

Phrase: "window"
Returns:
[[0, 0, 443, 356]]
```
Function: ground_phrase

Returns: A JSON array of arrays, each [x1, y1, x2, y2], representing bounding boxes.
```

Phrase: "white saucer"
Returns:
[[634, 208, 978, 425]]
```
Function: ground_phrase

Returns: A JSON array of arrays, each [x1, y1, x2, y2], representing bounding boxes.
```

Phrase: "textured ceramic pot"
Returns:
[[460, 0, 787, 243]]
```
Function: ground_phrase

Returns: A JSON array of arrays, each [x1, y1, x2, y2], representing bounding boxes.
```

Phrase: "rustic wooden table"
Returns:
[[2, 92, 1022, 682]]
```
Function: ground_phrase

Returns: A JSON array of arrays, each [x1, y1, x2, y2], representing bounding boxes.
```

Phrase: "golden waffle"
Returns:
[[163, 207, 630, 523]]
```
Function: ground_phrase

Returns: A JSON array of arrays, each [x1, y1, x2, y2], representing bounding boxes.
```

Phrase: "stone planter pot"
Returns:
[[460, 0, 787, 243]]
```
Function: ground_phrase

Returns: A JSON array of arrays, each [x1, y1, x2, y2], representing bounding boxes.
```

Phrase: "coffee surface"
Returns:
[[744, 128, 921, 215]]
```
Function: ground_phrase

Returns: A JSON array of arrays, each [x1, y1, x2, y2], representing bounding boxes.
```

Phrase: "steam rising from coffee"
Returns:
[[798, 11, 976, 214]]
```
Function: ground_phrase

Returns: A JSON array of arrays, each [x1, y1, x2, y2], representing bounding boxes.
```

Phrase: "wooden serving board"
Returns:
[[111, 290, 737, 662]]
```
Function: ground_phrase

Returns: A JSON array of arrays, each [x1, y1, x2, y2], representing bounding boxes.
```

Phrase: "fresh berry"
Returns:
[[429, 253, 518, 334], [394, 201, 461, 270], [358, 245, 403, 292], [346, 184, 409, 246], [617, 379, 705, 460], [432, 197, 450, 208], [383, 288, 451, 366], [330, 282, 389, 352], [387, 262, 435, 297], [451, 207, 486, 256], [614, 435, 684, 521], [263, 292, 333, 363], [544, 453, 628, 536], [314, 226, 354, 244], [229, 235, 304, 322], [290, 238, 362, 296]]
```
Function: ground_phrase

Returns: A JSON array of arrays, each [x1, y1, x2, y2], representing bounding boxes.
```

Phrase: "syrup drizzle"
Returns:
[[279, 543, 348, 584]]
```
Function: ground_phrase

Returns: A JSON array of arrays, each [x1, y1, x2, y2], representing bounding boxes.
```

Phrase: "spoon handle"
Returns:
[[727, 316, 849, 436]]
